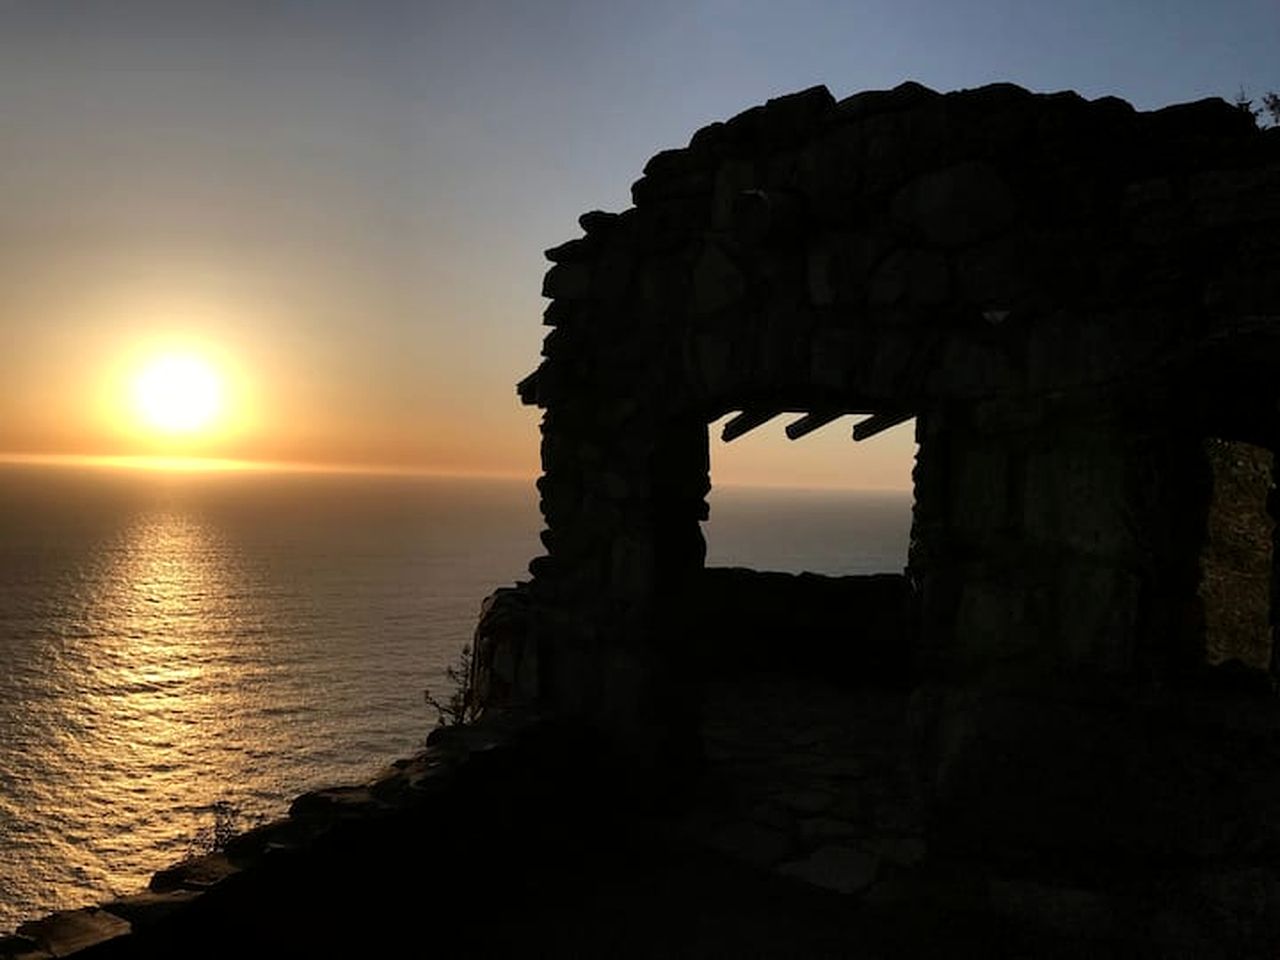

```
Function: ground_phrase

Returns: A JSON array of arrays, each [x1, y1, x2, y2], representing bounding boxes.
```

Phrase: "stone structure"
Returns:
[[482, 81, 1280, 891]]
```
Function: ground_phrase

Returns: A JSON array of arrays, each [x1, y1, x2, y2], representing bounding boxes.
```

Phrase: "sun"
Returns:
[[132, 353, 224, 434]]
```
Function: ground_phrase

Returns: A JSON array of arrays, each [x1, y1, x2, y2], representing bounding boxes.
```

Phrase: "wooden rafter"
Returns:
[[852, 412, 914, 441], [721, 410, 782, 442], [785, 410, 843, 440]]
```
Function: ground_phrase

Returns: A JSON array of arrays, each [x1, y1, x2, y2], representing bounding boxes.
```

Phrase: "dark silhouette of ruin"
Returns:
[[474, 80, 1280, 948]]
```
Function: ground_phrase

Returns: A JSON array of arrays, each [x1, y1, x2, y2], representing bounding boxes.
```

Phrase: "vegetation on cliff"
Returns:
[[424, 644, 480, 728]]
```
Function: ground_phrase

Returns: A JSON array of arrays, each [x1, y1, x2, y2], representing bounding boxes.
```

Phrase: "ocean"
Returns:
[[0, 465, 910, 931]]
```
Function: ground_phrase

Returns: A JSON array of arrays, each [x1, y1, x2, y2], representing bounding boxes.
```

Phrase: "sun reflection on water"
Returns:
[[0, 470, 542, 931], [8, 506, 273, 917]]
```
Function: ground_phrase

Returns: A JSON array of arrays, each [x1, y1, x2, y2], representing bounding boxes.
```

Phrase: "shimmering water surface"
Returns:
[[0, 466, 909, 931]]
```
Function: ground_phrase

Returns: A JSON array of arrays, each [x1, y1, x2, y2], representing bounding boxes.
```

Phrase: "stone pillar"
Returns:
[[650, 415, 711, 603], [909, 404, 1215, 861], [912, 405, 1209, 682], [528, 400, 709, 784]]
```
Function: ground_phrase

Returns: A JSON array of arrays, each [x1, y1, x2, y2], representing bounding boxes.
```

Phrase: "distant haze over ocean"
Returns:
[[0, 466, 909, 930]]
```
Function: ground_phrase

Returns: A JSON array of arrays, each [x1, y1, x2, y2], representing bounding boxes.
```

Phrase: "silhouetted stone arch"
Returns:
[[495, 83, 1280, 823]]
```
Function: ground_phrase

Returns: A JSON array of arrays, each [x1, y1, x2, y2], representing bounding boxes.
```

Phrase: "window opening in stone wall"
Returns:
[[702, 411, 916, 576], [1198, 438, 1276, 671], [684, 411, 917, 684]]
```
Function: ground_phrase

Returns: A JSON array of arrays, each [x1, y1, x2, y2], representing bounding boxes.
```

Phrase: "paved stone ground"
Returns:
[[13, 673, 1273, 957], [679, 675, 926, 900]]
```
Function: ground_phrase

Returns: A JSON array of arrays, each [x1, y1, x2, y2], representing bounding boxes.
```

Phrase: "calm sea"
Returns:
[[0, 465, 909, 931]]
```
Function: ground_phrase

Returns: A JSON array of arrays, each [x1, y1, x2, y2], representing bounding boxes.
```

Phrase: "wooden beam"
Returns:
[[785, 411, 843, 440], [852, 412, 914, 441], [721, 410, 782, 442]]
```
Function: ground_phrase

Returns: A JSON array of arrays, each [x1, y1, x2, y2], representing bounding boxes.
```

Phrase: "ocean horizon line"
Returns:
[[0, 452, 913, 494], [0, 452, 533, 481]]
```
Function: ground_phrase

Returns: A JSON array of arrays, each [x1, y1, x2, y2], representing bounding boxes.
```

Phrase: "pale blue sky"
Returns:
[[0, 1, 1275, 484]]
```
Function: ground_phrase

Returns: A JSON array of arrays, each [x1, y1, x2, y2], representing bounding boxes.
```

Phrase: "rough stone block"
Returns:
[[805, 240, 837, 305], [954, 234, 1035, 307], [544, 237, 593, 263], [693, 332, 735, 397], [707, 821, 793, 867], [804, 757, 865, 779], [0, 934, 50, 960], [691, 242, 746, 315], [926, 335, 1013, 399], [774, 788, 835, 816], [860, 329, 918, 398], [288, 786, 384, 824], [948, 444, 1012, 536], [711, 158, 757, 229], [863, 836, 927, 867], [643, 146, 698, 179], [869, 248, 950, 306], [891, 161, 1017, 246], [688, 120, 727, 153], [763, 85, 835, 132], [806, 329, 854, 391], [640, 255, 692, 311], [798, 817, 862, 845], [591, 252, 633, 301], [609, 535, 656, 598], [1190, 164, 1280, 227], [1054, 562, 1139, 671], [16, 909, 130, 957], [777, 845, 880, 894], [220, 818, 313, 863], [541, 263, 592, 300], [836, 80, 940, 121], [1021, 444, 1132, 558], [104, 890, 202, 928], [868, 249, 909, 305], [631, 171, 713, 206], [578, 210, 619, 235], [987, 879, 1115, 939], [1025, 317, 1128, 392], [953, 578, 1037, 662], [149, 852, 241, 893]]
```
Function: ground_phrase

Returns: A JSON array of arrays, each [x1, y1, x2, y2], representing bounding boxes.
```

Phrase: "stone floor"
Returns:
[[11, 671, 1280, 957], [679, 675, 925, 899]]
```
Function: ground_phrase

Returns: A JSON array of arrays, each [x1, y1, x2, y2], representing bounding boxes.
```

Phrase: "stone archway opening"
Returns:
[[680, 408, 918, 690], [702, 410, 915, 575], [671, 408, 925, 884]]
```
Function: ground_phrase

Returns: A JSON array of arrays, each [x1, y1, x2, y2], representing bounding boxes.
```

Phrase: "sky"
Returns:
[[0, 0, 1276, 488]]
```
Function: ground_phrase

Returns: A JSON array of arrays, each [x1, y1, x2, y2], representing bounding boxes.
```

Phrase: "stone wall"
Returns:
[[524, 80, 1280, 753], [517, 80, 1280, 871], [685, 568, 910, 684], [470, 568, 913, 767]]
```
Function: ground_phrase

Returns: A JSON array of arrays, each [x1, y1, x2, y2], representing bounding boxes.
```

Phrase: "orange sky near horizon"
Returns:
[[0, 279, 918, 487], [0, 3, 1269, 490]]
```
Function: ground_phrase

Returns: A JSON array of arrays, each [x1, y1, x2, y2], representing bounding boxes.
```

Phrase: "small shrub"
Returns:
[[424, 643, 480, 728], [1234, 87, 1280, 127], [186, 799, 241, 856]]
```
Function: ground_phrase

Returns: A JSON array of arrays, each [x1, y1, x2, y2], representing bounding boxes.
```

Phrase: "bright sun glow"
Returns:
[[132, 354, 224, 434]]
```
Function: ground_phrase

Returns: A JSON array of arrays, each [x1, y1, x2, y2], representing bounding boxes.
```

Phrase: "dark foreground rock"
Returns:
[[10, 672, 1280, 959]]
